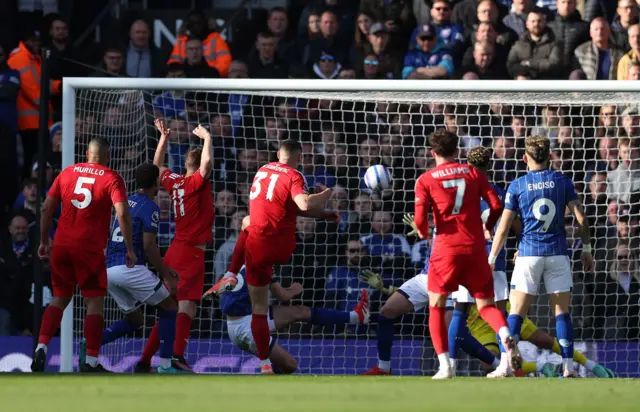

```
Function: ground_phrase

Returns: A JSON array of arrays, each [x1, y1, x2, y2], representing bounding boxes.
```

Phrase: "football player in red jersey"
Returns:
[[136, 120, 214, 373], [32, 137, 135, 373], [212, 139, 333, 374], [413, 130, 520, 379]]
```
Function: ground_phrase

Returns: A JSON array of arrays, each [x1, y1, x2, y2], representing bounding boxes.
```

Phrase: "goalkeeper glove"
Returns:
[[402, 213, 419, 237], [359, 270, 396, 296]]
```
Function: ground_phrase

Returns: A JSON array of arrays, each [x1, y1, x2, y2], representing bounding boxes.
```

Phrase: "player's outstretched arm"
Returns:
[[153, 119, 170, 175], [567, 199, 595, 272], [294, 189, 332, 212], [478, 175, 504, 231], [413, 179, 431, 239], [114, 201, 137, 267], [143, 232, 178, 291], [488, 209, 516, 267], [271, 282, 303, 302], [37, 195, 61, 259], [359, 270, 396, 296], [192, 124, 213, 179]]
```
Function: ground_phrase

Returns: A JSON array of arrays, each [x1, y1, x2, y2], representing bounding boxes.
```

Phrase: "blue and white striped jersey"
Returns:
[[505, 169, 578, 257], [482, 184, 507, 272]]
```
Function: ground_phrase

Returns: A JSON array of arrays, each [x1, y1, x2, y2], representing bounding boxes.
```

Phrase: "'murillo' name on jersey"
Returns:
[[220, 266, 276, 317], [105, 193, 160, 268], [505, 169, 577, 257]]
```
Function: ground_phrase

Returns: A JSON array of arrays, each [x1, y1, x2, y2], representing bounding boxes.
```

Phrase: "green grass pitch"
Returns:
[[2, 375, 638, 412]]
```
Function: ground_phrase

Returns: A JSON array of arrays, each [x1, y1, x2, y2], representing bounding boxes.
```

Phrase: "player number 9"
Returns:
[[532, 197, 556, 233]]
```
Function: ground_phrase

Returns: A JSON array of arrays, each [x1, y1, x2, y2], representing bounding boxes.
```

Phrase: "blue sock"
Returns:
[[555, 312, 574, 360], [507, 314, 524, 342], [158, 309, 177, 360], [101, 319, 140, 345], [449, 312, 497, 365], [448, 309, 467, 359], [497, 310, 508, 353], [309, 308, 350, 325], [377, 315, 394, 362]]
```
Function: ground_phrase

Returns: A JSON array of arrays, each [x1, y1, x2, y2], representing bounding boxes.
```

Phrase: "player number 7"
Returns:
[[250, 171, 279, 201], [442, 178, 466, 215]]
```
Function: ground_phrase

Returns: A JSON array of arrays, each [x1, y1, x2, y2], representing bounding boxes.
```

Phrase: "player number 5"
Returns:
[[532, 197, 556, 233], [442, 178, 466, 215], [250, 171, 279, 201], [71, 177, 96, 209]]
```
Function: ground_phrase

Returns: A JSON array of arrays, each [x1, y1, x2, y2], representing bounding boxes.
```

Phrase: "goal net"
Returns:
[[60, 79, 640, 377]]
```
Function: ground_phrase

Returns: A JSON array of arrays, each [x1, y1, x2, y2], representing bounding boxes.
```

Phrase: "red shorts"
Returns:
[[164, 242, 205, 301], [50, 245, 107, 298], [427, 251, 494, 299], [245, 233, 295, 287]]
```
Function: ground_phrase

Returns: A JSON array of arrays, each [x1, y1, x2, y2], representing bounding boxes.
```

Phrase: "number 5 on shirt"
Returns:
[[250, 171, 280, 201], [72, 177, 95, 209]]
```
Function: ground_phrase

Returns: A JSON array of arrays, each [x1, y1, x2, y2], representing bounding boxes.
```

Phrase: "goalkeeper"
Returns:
[[360, 214, 614, 377]]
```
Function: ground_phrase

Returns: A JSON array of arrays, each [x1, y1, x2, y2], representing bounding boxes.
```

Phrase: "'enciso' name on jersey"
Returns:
[[527, 181, 555, 191], [73, 166, 106, 176]]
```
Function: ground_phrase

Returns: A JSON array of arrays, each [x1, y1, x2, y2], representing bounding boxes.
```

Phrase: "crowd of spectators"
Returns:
[[0, 0, 639, 345]]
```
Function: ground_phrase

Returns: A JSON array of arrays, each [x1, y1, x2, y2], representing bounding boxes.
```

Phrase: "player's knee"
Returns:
[[85, 297, 104, 315], [278, 357, 298, 374], [51, 296, 72, 310], [380, 304, 399, 320], [157, 296, 178, 311]]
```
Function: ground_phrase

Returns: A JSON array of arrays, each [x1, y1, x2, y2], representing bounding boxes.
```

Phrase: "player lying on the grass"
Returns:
[[489, 136, 594, 378], [78, 164, 183, 374], [203, 216, 368, 373], [359, 270, 614, 377], [204, 265, 369, 373]]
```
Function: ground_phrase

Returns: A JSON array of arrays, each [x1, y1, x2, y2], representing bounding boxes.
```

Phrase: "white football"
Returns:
[[364, 165, 391, 192]]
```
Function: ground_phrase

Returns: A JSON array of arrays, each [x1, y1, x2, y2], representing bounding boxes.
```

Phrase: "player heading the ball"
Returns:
[[33, 137, 135, 373], [413, 129, 520, 379], [135, 119, 214, 373], [488, 135, 594, 378]]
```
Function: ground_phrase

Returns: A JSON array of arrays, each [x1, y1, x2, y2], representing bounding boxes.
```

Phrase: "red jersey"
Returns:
[[160, 169, 214, 246], [248, 162, 308, 238], [414, 161, 502, 255], [49, 162, 127, 252]]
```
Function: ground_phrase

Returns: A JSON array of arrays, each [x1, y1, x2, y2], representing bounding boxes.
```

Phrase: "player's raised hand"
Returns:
[[125, 250, 137, 268], [359, 270, 384, 291], [192, 124, 211, 140], [402, 214, 419, 237], [154, 119, 171, 138], [37, 242, 50, 260], [581, 251, 595, 273], [286, 282, 304, 297]]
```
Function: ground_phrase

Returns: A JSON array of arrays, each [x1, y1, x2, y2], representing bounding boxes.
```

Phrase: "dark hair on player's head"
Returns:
[[466, 146, 492, 171], [279, 139, 303, 155], [429, 129, 459, 157], [525, 135, 550, 164], [136, 163, 160, 189]]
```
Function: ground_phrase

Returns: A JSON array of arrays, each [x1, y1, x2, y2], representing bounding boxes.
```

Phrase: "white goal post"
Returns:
[[59, 78, 640, 375]]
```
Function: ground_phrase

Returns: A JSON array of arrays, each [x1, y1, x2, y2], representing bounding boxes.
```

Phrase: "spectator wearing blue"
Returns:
[[360, 211, 411, 260], [611, 0, 638, 50], [325, 238, 372, 312], [402, 23, 454, 79], [572, 17, 624, 80], [409, 1, 464, 53], [0, 44, 20, 221], [152, 64, 187, 119], [0, 44, 19, 138]]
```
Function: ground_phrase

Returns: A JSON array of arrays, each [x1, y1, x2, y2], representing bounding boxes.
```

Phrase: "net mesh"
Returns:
[[69, 86, 640, 377]]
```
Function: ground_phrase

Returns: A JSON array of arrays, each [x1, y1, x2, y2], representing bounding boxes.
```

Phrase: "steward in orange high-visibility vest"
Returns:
[[8, 36, 61, 132], [166, 9, 232, 77], [8, 29, 61, 177]]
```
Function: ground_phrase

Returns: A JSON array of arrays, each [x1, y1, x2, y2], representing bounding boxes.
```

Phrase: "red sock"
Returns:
[[228, 229, 247, 274], [173, 312, 192, 358], [251, 313, 270, 360], [479, 305, 508, 333], [84, 314, 104, 358], [428, 306, 448, 355], [140, 321, 160, 364], [38, 305, 64, 345]]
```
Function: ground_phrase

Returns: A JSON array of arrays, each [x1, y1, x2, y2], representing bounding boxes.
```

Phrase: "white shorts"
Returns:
[[107, 265, 170, 314], [226, 310, 277, 356], [511, 255, 572, 295], [397, 274, 453, 311], [454, 271, 509, 303]]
